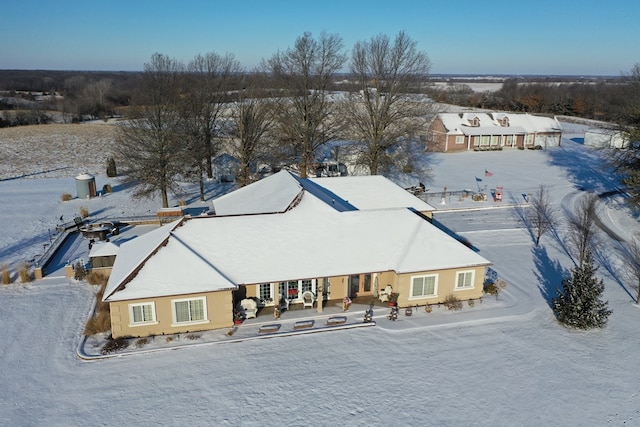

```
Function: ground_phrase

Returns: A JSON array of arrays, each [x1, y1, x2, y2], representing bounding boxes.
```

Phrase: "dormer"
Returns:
[[500, 116, 509, 127], [469, 115, 480, 127]]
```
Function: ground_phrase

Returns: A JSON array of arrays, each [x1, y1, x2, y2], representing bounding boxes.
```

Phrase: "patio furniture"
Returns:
[[378, 285, 393, 303], [302, 291, 316, 309], [279, 295, 290, 311], [240, 298, 258, 319]]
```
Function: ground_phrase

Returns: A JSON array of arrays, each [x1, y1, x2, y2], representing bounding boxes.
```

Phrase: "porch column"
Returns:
[[316, 279, 324, 313]]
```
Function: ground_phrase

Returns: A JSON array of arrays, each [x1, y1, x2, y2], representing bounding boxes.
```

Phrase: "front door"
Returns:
[[349, 273, 372, 299]]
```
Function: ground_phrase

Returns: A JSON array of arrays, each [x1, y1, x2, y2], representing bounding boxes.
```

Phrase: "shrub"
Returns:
[[79, 206, 89, 218], [93, 282, 110, 314], [468, 299, 475, 307], [424, 304, 432, 313], [73, 261, 86, 280], [444, 294, 463, 311], [106, 157, 117, 177], [18, 263, 32, 283], [135, 338, 149, 348], [165, 336, 173, 343], [85, 271, 107, 286], [84, 310, 111, 335], [1, 265, 11, 284], [102, 183, 113, 194], [61, 193, 72, 202], [101, 337, 129, 354], [484, 279, 507, 300]]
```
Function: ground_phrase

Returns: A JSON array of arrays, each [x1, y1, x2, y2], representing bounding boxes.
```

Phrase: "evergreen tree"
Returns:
[[552, 250, 611, 329], [106, 157, 117, 177]]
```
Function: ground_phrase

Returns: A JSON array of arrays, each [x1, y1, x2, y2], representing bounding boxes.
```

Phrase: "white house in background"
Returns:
[[102, 171, 490, 339], [584, 128, 628, 149], [427, 112, 563, 152]]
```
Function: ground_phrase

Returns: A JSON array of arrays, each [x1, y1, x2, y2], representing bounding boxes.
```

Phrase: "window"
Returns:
[[129, 302, 156, 325], [301, 279, 313, 293], [172, 297, 207, 324], [456, 271, 475, 289], [525, 134, 534, 145], [505, 135, 515, 146], [410, 274, 438, 299], [259, 283, 272, 304], [455, 136, 464, 145]]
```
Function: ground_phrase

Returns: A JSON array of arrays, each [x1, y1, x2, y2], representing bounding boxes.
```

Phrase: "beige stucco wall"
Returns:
[[109, 290, 234, 339], [395, 265, 486, 307]]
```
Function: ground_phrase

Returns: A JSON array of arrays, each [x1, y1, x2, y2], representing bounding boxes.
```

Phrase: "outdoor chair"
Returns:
[[302, 291, 316, 309], [240, 298, 258, 319]]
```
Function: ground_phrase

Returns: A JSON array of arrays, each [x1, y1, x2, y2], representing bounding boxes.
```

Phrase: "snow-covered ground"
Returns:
[[1, 125, 640, 425]]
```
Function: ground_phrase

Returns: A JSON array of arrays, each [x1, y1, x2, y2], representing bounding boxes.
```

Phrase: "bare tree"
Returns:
[[228, 76, 275, 187], [343, 31, 432, 175], [266, 32, 347, 177], [566, 194, 599, 267], [530, 184, 556, 246], [180, 52, 243, 200], [116, 53, 185, 208], [615, 63, 640, 205]]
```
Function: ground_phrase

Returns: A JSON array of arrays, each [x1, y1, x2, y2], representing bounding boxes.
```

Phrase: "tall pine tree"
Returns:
[[552, 250, 611, 329]]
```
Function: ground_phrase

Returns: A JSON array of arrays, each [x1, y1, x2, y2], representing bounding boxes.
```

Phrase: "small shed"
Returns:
[[76, 173, 97, 199], [89, 241, 119, 269], [584, 128, 627, 149]]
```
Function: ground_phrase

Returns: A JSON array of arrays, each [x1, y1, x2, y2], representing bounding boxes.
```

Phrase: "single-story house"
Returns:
[[427, 112, 563, 152], [102, 171, 491, 338]]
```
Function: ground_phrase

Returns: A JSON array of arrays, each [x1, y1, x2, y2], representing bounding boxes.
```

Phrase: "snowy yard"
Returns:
[[1, 124, 640, 425]]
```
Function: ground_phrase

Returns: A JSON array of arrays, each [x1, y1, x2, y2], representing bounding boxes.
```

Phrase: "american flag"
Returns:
[[485, 169, 493, 177]]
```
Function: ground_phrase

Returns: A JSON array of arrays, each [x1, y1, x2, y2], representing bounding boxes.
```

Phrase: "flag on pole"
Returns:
[[485, 169, 493, 177]]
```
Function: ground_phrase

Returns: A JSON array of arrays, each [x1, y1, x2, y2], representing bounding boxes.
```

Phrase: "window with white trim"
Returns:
[[455, 135, 464, 144], [456, 270, 475, 289], [259, 283, 272, 304], [525, 134, 534, 145], [410, 274, 438, 299], [172, 297, 207, 324], [301, 279, 313, 293], [129, 302, 156, 325]]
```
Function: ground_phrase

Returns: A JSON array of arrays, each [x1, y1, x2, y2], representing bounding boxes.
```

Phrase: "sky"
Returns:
[[2, 0, 638, 76]]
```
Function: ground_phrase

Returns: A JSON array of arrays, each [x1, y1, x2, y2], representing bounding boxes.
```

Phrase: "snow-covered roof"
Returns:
[[104, 220, 183, 300], [308, 175, 435, 212], [437, 112, 562, 136], [89, 241, 119, 258], [212, 170, 302, 215], [104, 186, 489, 302]]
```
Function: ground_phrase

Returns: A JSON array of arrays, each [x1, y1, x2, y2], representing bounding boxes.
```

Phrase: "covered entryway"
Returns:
[[349, 273, 373, 299]]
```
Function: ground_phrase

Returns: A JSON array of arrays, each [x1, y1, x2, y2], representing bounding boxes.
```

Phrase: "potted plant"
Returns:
[[233, 310, 244, 325], [388, 292, 399, 307]]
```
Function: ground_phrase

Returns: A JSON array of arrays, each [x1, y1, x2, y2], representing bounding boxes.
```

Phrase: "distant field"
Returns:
[[0, 122, 118, 180]]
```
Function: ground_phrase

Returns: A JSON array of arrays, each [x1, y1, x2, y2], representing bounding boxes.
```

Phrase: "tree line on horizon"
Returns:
[[0, 32, 638, 208]]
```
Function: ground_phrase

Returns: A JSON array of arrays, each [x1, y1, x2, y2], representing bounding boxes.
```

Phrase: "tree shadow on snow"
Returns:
[[532, 245, 569, 308], [546, 141, 620, 193], [594, 241, 637, 302]]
